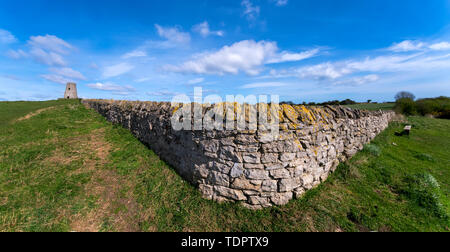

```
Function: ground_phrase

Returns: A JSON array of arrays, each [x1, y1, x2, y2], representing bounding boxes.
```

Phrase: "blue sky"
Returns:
[[0, 0, 449, 102]]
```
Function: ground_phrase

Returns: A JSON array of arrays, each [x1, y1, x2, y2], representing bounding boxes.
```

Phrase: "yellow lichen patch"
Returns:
[[293, 105, 316, 124], [294, 139, 304, 150], [171, 103, 182, 115], [282, 104, 299, 124]]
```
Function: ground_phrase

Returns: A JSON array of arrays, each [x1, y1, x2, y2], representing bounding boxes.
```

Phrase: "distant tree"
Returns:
[[395, 98, 417, 115], [281, 101, 295, 105], [395, 91, 415, 101], [367, 99, 372, 103], [340, 99, 357, 105]]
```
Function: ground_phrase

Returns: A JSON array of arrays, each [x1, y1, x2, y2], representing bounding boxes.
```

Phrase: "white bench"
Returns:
[[403, 125, 412, 135]]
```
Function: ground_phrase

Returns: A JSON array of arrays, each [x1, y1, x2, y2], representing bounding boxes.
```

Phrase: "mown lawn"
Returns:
[[0, 100, 448, 232]]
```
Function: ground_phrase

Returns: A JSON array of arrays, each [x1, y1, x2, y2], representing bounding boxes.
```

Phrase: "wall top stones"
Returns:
[[83, 99, 387, 128]]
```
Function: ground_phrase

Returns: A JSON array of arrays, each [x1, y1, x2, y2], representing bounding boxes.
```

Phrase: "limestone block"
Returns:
[[243, 153, 261, 164], [214, 186, 247, 201], [270, 169, 291, 179], [244, 169, 269, 180], [261, 180, 278, 192]]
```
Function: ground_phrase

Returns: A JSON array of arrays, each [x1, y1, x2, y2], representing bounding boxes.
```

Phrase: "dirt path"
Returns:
[[68, 129, 140, 232], [15, 106, 59, 122]]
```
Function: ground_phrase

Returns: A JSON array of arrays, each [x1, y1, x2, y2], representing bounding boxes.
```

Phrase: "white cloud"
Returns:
[[192, 22, 224, 37], [272, 50, 450, 83], [333, 74, 380, 86], [270, 62, 351, 80], [0, 29, 17, 44], [266, 48, 319, 64], [388, 40, 425, 52], [147, 90, 182, 97], [41, 67, 85, 84], [28, 35, 73, 54], [41, 74, 73, 84], [241, 81, 288, 89], [87, 82, 136, 95], [102, 63, 134, 78], [29, 47, 67, 66], [241, 0, 260, 21], [187, 78, 204, 85], [152, 24, 191, 48], [122, 49, 147, 59], [49, 67, 86, 80], [429, 42, 450, 51], [164, 40, 318, 75], [273, 0, 288, 6], [10, 35, 74, 66], [6, 49, 27, 59]]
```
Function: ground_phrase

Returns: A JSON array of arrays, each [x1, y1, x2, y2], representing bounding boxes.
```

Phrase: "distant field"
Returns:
[[0, 100, 448, 232], [344, 103, 395, 111], [0, 100, 75, 127]]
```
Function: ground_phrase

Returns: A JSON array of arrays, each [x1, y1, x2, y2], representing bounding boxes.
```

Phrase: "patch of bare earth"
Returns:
[[15, 106, 58, 122], [65, 129, 140, 232]]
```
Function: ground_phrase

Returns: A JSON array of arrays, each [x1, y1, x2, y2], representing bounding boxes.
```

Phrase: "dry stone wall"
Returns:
[[82, 99, 395, 209]]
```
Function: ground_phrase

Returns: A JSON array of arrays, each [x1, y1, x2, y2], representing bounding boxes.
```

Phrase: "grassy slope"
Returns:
[[0, 100, 448, 232]]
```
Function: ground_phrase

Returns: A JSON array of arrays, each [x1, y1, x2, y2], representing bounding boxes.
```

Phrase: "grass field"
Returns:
[[0, 100, 448, 232], [344, 103, 395, 111]]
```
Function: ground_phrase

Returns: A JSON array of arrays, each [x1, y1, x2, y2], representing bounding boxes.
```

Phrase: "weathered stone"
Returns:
[[271, 192, 293, 206], [230, 163, 244, 178], [199, 184, 214, 200], [279, 177, 301, 192], [261, 153, 278, 164], [258, 133, 275, 143], [261, 180, 278, 192], [270, 169, 291, 179], [211, 161, 232, 174], [294, 187, 306, 199], [244, 169, 268, 180], [235, 134, 257, 145], [207, 171, 230, 187], [214, 186, 247, 201], [202, 140, 219, 153], [243, 153, 261, 164], [301, 174, 314, 189], [236, 145, 259, 152], [219, 146, 242, 162], [194, 164, 210, 179], [243, 190, 260, 196], [231, 178, 261, 191], [244, 163, 264, 169], [265, 163, 284, 170], [280, 153, 296, 162], [248, 196, 270, 206], [293, 166, 304, 177]]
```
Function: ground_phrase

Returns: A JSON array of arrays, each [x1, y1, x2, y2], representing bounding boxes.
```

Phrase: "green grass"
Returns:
[[0, 100, 449, 232], [0, 100, 76, 127], [344, 103, 395, 111]]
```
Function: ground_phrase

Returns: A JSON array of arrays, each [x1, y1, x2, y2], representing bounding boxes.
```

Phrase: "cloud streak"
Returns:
[[0, 29, 17, 44], [164, 40, 318, 75], [87, 82, 136, 95], [192, 22, 224, 37], [102, 63, 134, 78]]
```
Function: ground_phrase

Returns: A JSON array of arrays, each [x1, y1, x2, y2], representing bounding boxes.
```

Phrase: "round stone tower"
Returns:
[[64, 82, 78, 99]]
